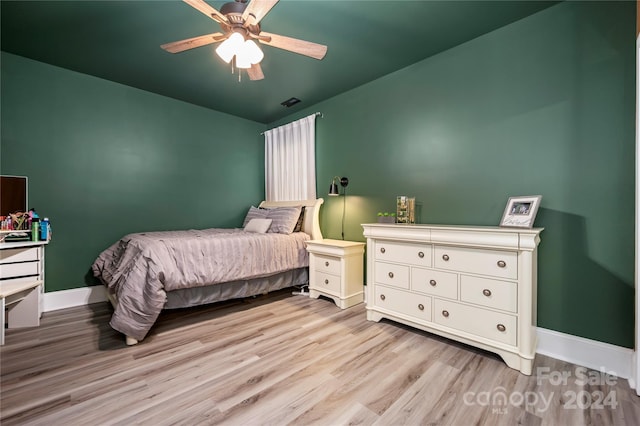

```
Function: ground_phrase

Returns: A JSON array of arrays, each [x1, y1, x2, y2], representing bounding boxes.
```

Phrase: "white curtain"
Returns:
[[264, 114, 317, 201]]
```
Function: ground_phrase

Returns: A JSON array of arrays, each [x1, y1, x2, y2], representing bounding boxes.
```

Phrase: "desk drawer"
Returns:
[[0, 247, 39, 264], [0, 262, 39, 279]]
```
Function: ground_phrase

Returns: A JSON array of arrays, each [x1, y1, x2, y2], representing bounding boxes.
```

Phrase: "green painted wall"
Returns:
[[276, 1, 635, 348], [1, 52, 265, 292]]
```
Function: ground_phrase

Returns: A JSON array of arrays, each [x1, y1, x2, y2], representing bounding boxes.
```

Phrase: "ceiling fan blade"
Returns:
[[258, 31, 327, 60], [183, 0, 228, 24], [161, 33, 226, 53], [242, 0, 279, 27], [247, 63, 265, 81]]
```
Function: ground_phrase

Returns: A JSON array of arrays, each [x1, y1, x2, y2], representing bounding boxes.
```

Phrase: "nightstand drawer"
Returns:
[[374, 241, 432, 267], [312, 254, 341, 276], [313, 271, 341, 294], [374, 261, 409, 289], [460, 275, 517, 313], [411, 268, 458, 300], [434, 299, 517, 346], [434, 246, 517, 280], [374, 285, 431, 321]]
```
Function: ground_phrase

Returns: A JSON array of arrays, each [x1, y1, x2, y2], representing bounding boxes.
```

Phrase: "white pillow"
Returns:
[[244, 218, 272, 233]]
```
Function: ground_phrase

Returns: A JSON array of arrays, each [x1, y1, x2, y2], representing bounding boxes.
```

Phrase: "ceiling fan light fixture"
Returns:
[[215, 32, 244, 63], [242, 39, 264, 64]]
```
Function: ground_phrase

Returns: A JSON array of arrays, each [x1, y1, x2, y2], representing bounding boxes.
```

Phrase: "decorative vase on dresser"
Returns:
[[362, 223, 543, 375], [306, 239, 366, 309]]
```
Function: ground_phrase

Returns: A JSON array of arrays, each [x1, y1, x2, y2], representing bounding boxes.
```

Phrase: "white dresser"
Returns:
[[362, 223, 542, 375], [306, 239, 365, 309], [0, 240, 48, 344]]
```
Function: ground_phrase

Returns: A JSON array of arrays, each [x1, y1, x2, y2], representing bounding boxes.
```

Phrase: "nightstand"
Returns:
[[305, 239, 365, 309]]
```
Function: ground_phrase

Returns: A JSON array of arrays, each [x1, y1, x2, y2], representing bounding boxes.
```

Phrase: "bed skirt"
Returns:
[[164, 267, 309, 309]]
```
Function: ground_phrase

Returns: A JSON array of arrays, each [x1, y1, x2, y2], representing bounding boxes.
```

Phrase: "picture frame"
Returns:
[[499, 195, 542, 228]]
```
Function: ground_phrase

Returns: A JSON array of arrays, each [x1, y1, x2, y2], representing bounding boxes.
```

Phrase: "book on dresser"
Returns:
[[362, 223, 542, 375]]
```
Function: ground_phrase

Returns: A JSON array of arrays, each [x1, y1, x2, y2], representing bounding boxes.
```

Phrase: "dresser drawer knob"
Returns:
[[325, 261, 330, 267], [380, 294, 386, 301], [497, 260, 506, 268], [418, 251, 425, 258], [418, 304, 424, 311], [429, 279, 437, 287], [482, 289, 492, 297], [442, 310, 449, 318], [324, 279, 329, 285], [442, 254, 450, 261], [380, 247, 386, 254], [388, 272, 394, 278], [497, 324, 506, 332]]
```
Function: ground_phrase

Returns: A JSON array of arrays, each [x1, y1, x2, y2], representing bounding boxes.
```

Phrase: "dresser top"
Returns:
[[361, 223, 542, 251]]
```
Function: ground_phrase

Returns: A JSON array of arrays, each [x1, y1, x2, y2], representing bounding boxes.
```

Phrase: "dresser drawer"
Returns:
[[433, 299, 517, 346], [374, 261, 409, 289], [313, 271, 341, 294], [434, 246, 517, 280], [411, 268, 458, 300], [312, 254, 341, 276], [374, 241, 432, 267], [374, 285, 431, 321], [0, 261, 40, 279], [0, 247, 39, 264], [460, 275, 517, 313]]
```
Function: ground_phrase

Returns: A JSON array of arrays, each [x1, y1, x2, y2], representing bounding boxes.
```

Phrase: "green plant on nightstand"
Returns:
[[377, 212, 396, 224]]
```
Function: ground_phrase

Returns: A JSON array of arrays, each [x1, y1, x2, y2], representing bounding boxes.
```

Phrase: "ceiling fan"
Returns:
[[161, 0, 328, 81]]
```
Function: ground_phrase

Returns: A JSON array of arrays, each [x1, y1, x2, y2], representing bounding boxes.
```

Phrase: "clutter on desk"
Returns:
[[0, 208, 52, 242]]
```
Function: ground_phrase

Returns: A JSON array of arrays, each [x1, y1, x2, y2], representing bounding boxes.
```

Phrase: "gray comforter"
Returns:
[[92, 228, 310, 341]]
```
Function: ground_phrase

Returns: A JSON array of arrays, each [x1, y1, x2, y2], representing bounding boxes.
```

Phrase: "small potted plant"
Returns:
[[377, 212, 396, 224]]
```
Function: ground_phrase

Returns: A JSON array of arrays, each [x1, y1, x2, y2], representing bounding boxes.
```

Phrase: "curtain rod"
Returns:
[[260, 112, 323, 135]]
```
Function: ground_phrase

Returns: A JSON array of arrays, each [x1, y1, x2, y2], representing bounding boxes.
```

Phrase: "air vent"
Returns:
[[281, 97, 301, 107]]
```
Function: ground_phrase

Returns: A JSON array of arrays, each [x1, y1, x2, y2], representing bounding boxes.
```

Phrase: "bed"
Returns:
[[92, 198, 324, 345]]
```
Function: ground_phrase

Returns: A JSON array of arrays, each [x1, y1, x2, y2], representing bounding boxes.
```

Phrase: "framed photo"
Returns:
[[500, 195, 542, 228]]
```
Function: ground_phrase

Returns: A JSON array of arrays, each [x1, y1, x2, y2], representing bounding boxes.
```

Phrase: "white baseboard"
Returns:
[[41, 288, 634, 380], [536, 327, 634, 380], [43, 285, 107, 312]]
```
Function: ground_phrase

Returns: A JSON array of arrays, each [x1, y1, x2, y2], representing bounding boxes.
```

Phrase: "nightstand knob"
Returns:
[[442, 254, 449, 261], [388, 272, 394, 279], [418, 304, 424, 311], [324, 279, 329, 285], [418, 251, 424, 258], [497, 260, 506, 268], [429, 279, 437, 287], [380, 247, 386, 254], [380, 294, 386, 301], [482, 289, 492, 297], [325, 261, 330, 267], [442, 310, 449, 318], [497, 324, 506, 332]]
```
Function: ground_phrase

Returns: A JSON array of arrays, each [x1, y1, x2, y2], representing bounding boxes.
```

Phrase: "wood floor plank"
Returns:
[[2, 288, 639, 425]]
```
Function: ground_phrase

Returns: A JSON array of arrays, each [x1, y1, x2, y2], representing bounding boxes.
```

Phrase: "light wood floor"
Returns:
[[2, 289, 640, 425]]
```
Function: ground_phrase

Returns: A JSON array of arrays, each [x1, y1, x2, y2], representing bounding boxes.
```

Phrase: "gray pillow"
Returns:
[[242, 206, 268, 227], [266, 206, 302, 234]]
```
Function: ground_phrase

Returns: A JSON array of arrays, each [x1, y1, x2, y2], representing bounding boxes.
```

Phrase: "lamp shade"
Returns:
[[329, 181, 339, 196], [215, 32, 244, 63]]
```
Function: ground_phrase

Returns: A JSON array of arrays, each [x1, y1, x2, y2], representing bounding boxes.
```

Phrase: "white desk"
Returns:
[[0, 240, 48, 345]]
